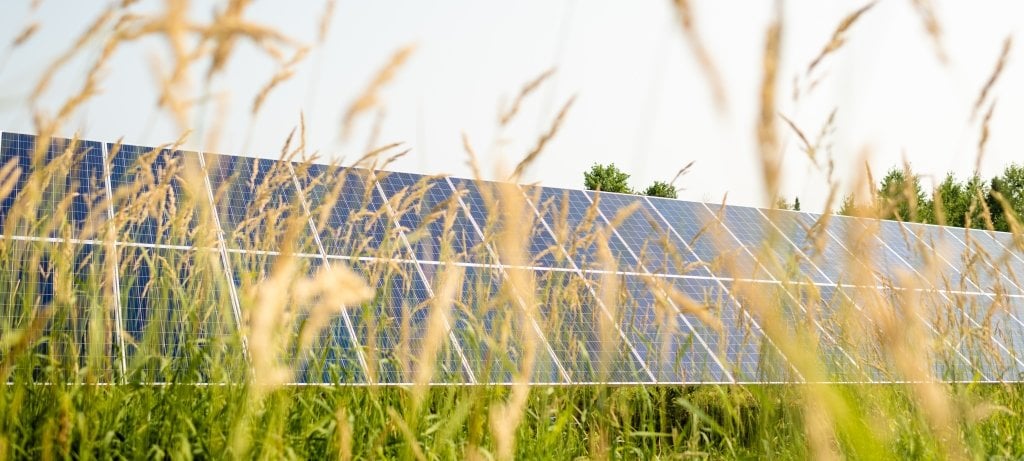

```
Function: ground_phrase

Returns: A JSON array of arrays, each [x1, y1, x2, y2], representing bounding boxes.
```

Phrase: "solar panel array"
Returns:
[[4, 130, 1024, 384]]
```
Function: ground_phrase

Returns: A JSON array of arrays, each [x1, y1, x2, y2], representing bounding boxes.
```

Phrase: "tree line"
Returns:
[[839, 164, 1024, 232], [583, 163, 678, 199]]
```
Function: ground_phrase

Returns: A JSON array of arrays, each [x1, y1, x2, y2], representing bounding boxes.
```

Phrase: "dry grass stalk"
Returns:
[[499, 68, 555, 126], [413, 265, 462, 396], [318, 0, 337, 44], [335, 406, 353, 461], [509, 95, 575, 182], [779, 112, 817, 167], [11, 22, 39, 47], [805, 2, 877, 76], [252, 47, 309, 115], [972, 36, 1012, 121], [670, 0, 727, 111], [30, 6, 116, 101], [757, 5, 783, 202], [341, 44, 416, 139], [669, 160, 696, 189], [910, 0, 949, 64]]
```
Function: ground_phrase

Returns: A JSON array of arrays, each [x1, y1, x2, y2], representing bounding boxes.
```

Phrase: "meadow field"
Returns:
[[4, 1, 1024, 459]]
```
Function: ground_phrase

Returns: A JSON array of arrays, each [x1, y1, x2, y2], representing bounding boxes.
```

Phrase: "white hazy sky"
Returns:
[[1, 1, 1023, 212]]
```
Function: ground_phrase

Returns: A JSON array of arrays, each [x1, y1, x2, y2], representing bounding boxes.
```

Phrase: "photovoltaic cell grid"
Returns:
[[5, 131, 1024, 384]]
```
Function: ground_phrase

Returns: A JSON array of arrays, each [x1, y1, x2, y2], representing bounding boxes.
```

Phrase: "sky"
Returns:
[[1, 0, 1023, 212]]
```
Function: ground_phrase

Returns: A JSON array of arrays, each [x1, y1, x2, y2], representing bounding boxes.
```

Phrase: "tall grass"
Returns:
[[3, 1, 1024, 459]]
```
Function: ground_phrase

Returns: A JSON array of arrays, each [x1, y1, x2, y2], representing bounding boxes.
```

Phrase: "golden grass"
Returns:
[[5, 1, 1024, 458]]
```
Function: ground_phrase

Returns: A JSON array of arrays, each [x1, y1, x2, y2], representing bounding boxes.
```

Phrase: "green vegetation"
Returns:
[[5, 1, 1024, 459], [642, 181, 678, 199], [584, 163, 634, 194], [583, 163, 680, 198], [840, 163, 1024, 231]]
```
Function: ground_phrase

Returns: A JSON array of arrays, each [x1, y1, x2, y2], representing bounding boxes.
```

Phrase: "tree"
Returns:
[[838, 194, 871, 217], [876, 166, 932, 223], [643, 181, 677, 199], [934, 172, 987, 229], [987, 163, 1024, 232], [773, 196, 801, 211], [584, 163, 633, 194]]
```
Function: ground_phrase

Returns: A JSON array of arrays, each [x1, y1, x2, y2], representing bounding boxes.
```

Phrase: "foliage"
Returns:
[[935, 172, 988, 228], [876, 166, 933, 224], [774, 196, 800, 211], [642, 181, 677, 199], [842, 164, 1024, 232], [583, 163, 633, 194], [988, 163, 1024, 232]]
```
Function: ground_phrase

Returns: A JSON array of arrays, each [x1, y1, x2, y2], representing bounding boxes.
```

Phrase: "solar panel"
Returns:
[[447, 265, 565, 384], [1, 133, 107, 238], [295, 164, 404, 259], [589, 192, 711, 277], [107, 144, 207, 247], [9, 130, 1024, 385], [377, 172, 488, 263], [648, 196, 769, 280], [204, 153, 316, 253], [535, 187, 639, 271], [119, 246, 242, 382], [0, 241, 120, 380], [599, 272, 728, 382]]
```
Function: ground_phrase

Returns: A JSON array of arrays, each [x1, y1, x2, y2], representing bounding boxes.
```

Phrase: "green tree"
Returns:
[[987, 163, 1024, 232], [838, 194, 872, 217], [584, 163, 633, 194], [773, 196, 801, 211], [876, 166, 932, 223], [935, 173, 987, 228], [643, 181, 677, 199]]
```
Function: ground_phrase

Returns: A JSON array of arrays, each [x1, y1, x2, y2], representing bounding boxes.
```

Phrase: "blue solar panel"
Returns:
[[376, 172, 486, 263], [956, 228, 1024, 294], [204, 153, 315, 252], [447, 265, 564, 383], [596, 273, 728, 382], [107, 143, 206, 246], [934, 293, 1022, 381], [834, 285, 983, 381], [0, 133, 107, 237], [793, 213, 879, 285], [119, 246, 242, 382], [906, 223, 1002, 292], [294, 164, 403, 259], [350, 260, 468, 384], [226, 251, 366, 384], [535, 187, 638, 271], [9, 129, 1024, 385], [534, 269, 652, 383], [589, 192, 711, 277], [882, 223, 947, 286], [667, 277, 782, 382], [986, 231, 1024, 289], [519, 185, 575, 268], [729, 280, 860, 379], [0, 241, 121, 380], [647, 197, 768, 280], [712, 205, 828, 283], [821, 214, 912, 285]]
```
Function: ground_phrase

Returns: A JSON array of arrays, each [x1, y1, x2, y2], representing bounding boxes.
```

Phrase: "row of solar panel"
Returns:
[[4, 131, 1024, 384], [6, 132, 1024, 287], [7, 237, 1024, 384]]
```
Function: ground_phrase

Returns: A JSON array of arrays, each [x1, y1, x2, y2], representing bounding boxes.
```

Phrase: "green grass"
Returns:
[[5, 382, 1024, 458]]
